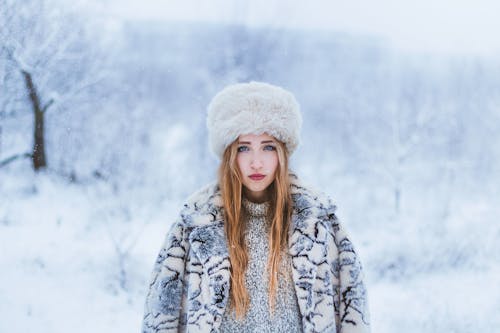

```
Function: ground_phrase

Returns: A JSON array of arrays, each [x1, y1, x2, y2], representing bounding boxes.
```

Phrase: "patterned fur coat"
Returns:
[[142, 174, 370, 333]]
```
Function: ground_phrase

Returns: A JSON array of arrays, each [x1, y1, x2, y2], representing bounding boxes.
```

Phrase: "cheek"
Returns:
[[236, 155, 246, 173], [268, 154, 279, 173]]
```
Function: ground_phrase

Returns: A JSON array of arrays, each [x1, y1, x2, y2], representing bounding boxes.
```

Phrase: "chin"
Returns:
[[250, 186, 266, 192], [249, 183, 271, 193], [242, 182, 263, 191]]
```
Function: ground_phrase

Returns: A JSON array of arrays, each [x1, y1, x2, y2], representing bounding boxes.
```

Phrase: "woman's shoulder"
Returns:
[[289, 173, 337, 218], [178, 181, 224, 228], [183, 180, 221, 206]]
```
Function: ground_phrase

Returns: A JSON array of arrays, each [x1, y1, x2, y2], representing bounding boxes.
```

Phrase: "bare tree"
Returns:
[[0, 0, 109, 171], [339, 64, 443, 221]]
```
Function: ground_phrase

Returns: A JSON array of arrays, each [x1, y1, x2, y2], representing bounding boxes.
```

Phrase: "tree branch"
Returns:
[[42, 98, 54, 113], [0, 152, 32, 168]]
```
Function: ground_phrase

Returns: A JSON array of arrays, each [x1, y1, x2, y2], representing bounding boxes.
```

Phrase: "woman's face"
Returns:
[[236, 133, 279, 203]]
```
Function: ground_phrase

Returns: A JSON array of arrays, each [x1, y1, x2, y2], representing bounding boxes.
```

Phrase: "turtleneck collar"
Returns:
[[242, 197, 270, 217]]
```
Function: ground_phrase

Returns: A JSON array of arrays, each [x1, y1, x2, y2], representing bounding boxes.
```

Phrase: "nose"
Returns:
[[250, 152, 263, 169]]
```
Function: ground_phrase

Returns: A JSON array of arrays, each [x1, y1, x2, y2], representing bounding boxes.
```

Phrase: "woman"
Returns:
[[142, 82, 370, 333]]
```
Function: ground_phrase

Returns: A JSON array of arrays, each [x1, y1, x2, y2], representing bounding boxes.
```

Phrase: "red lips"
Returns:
[[249, 174, 265, 181]]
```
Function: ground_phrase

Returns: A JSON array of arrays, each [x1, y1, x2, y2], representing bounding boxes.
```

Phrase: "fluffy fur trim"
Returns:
[[207, 81, 302, 159], [142, 173, 371, 333]]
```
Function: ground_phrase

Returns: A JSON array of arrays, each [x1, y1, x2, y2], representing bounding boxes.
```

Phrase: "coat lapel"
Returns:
[[187, 176, 336, 332], [289, 177, 337, 332], [189, 222, 231, 329], [188, 187, 231, 329], [289, 191, 322, 332]]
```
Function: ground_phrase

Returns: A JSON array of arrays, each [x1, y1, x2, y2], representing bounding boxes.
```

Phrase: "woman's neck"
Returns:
[[242, 188, 270, 203]]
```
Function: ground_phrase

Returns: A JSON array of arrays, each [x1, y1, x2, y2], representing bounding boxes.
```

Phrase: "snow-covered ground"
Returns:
[[1, 160, 498, 332], [0, 167, 150, 332], [2, 2, 500, 331]]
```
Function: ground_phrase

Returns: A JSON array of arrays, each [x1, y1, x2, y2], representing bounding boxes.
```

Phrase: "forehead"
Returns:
[[238, 133, 275, 142]]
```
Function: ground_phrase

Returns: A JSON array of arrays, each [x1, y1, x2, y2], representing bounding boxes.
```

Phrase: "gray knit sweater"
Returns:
[[219, 198, 303, 333]]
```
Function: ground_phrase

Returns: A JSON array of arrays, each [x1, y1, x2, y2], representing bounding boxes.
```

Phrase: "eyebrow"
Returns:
[[238, 140, 275, 144]]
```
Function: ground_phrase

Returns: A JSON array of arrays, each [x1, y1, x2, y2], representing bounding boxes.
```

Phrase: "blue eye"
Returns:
[[264, 145, 276, 151], [237, 146, 249, 152]]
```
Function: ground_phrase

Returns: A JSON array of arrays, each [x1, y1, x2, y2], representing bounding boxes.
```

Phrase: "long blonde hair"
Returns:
[[218, 137, 293, 319]]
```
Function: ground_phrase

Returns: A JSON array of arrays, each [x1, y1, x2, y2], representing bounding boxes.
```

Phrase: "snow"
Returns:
[[0, 164, 189, 332], [370, 266, 500, 332], [1, 1, 500, 332], [0, 170, 141, 332], [1, 161, 499, 332]]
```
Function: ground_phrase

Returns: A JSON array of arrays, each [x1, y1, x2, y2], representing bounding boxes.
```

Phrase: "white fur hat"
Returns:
[[206, 81, 302, 159]]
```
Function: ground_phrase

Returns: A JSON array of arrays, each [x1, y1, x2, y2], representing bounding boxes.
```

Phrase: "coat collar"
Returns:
[[184, 173, 337, 331], [181, 173, 336, 228]]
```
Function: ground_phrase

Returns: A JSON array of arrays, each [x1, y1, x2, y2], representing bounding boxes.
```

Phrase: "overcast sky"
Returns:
[[107, 0, 500, 57]]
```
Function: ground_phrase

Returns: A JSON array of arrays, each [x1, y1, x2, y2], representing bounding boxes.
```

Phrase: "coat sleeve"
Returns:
[[142, 215, 189, 333], [331, 213, 371, 333]]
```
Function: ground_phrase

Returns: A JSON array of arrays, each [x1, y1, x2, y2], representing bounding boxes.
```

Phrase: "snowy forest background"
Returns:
[[1, 0, 499, 332]]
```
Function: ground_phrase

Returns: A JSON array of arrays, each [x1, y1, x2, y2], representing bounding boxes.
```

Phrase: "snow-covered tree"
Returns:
[[0, 0, 110, 171]]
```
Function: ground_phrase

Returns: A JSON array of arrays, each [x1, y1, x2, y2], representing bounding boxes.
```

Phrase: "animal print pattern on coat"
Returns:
[[142, 174, 370, 333]]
